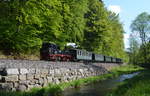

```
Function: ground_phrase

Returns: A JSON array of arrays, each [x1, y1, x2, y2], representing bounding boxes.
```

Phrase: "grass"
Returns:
[[0, 51, 40, 60], [107, 69, 150, 96], [0, 64, 143, 96], [111, 64, 143, 75]]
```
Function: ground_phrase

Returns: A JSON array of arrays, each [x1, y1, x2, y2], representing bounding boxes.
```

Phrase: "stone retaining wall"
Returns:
[[0, 60, 120, 91]]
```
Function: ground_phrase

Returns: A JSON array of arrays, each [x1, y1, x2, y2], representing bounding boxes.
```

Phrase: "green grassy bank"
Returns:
[[107, 69, 150, 96], [0, 65, 142, 96]]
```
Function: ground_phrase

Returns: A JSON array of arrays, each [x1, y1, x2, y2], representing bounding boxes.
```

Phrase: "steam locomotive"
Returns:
[[40, 43, 123, 63]]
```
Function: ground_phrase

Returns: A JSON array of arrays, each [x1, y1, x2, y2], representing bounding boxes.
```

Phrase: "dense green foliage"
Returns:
[[129, 12, 150, 67], [107, 70, 150, 96], [0, 0, 125, 59]]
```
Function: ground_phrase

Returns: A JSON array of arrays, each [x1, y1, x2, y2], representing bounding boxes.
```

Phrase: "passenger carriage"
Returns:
[[66, 49, 92, 61], [92, 54, 105, 62]]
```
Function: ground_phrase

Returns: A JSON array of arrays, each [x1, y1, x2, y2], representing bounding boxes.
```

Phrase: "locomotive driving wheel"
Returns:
[[66, 58, 70, 62], [55, 57, 61, 61]]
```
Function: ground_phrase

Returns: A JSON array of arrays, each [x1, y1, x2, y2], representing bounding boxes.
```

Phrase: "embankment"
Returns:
[[0, 59, 120, 91]]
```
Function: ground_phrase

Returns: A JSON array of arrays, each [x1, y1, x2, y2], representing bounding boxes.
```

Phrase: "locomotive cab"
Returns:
[[40, 43, 72, 61], [40, 43, 60, 60]]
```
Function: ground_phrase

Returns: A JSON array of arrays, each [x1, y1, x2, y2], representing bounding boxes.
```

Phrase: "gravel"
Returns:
[[0, 59, 118, 71], [0, 59, 96, 69]]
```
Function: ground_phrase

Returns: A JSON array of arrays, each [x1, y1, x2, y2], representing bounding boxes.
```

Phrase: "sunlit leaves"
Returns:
[[0, 0, 125, 59]]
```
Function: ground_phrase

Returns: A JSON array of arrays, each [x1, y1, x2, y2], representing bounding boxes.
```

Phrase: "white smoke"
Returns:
[[108, 5, 121, 14]]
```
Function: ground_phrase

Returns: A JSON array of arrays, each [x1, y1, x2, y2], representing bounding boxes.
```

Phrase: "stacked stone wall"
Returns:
[[0, 60, 120, 91]]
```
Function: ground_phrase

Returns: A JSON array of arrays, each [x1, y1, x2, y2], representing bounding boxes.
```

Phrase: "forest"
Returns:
[[129, 12, 150, 68], [0, 0, 126, 60]]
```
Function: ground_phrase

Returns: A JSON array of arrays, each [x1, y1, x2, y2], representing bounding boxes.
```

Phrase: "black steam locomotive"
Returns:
[[40, 43, 123, 63]]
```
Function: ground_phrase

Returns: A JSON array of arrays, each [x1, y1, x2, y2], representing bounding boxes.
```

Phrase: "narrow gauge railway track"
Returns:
[[0, 59, 118, 70]]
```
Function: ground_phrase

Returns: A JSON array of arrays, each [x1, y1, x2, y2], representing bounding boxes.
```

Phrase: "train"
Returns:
[[40, 43, 123, 63]]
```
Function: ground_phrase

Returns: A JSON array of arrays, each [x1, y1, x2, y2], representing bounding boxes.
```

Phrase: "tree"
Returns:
[[128, 34, 139, 64], [0, 0, 126, 60], [106, 12, 125, 58], [0, 0, 63, 53], [83, 0, 109, 52], [130, 12, 150, 45], [82, 0, 126, 61], [130, 12, 150, 65], [61, 0, 88, 47]]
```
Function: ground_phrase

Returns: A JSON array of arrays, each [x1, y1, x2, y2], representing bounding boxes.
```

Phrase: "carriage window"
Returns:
[[82, 51, 84, 56], [89, 53, 92, 56], [84, 52, 86, 56], [78, 51, 80, 55]]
